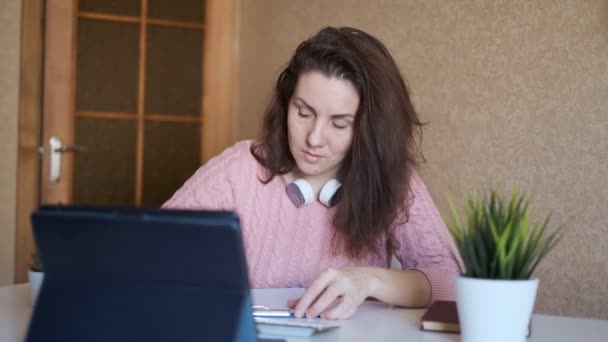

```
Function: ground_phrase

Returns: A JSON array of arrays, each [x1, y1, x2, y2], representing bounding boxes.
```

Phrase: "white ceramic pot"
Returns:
[[28, 270, 44, 306], [456, 276, 538, 342]]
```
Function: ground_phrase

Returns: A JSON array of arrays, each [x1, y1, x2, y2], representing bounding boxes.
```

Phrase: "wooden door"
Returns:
[[14, 0, 238, 283]]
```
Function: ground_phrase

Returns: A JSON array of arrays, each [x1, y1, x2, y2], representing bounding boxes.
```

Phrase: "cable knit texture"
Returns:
[[163, 140, 461, 303]]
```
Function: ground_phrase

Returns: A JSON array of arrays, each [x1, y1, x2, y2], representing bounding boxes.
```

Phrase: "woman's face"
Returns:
[[287, 71, 360, 182]]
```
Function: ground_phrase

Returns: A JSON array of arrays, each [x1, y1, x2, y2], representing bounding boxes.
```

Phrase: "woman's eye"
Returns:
[[298, 111, 312, 118], [332, 121, 350, 129]]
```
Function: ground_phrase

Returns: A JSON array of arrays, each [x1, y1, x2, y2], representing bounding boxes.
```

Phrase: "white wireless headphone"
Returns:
[[286, 179, 342, 208]]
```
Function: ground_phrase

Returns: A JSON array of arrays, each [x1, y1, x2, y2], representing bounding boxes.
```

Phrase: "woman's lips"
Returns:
[[303, 150, 321, 163]]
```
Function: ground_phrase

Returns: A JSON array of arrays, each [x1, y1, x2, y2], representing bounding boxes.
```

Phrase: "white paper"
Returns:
[[250, 288, 306, 310]]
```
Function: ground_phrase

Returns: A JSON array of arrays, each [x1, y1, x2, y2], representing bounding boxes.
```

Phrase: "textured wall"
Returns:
[[0, 0, 22, 285], [237, 0, 608, 319]]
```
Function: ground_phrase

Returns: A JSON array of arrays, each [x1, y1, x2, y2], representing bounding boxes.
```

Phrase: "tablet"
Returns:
[[26, 206, 281, 342]]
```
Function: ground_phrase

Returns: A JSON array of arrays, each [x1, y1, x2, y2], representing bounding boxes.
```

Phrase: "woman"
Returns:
[[163, 26, 460, 320]]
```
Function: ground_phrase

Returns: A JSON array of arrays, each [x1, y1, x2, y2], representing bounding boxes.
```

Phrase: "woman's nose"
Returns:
[[306, 121, 325, 147]]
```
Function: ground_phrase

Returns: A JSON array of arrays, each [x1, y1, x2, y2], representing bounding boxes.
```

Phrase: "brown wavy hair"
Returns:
[[251, 26, 424, 259]]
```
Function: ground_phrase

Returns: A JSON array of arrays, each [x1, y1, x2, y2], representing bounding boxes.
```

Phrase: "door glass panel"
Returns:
[[142, 121, 201, 207], [148, 0, 204, 22], [76, 19, 139, 113], [70, 1, 205, 208], [145, 25, 202, 116], [79, 0, 141, 17], [74, 118, 137, 206]]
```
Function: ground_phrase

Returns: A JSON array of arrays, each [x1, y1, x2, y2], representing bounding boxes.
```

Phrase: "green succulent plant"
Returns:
[[448, 190, 561, 280], [29, 251, 43, 272]]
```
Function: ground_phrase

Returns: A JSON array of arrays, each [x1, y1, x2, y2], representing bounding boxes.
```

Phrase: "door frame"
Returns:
[[14, 0, 44, 285], [14, 0, 240, 283]]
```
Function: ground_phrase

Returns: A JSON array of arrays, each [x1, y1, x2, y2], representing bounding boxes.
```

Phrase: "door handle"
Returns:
[[48, 136, 87, 183]]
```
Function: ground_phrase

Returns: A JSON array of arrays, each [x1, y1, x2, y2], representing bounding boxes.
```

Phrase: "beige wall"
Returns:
[[237, 1, 608, 319], [0, 0, 22, 285]]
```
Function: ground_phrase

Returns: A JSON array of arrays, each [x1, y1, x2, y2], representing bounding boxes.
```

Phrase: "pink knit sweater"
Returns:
[[163, 140, 460, 303]]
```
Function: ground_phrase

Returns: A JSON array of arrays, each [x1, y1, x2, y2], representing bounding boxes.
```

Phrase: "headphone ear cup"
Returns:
[[319, 179, 342, 207], [286, 179, 314, 207], [327, 186, 342, 207]]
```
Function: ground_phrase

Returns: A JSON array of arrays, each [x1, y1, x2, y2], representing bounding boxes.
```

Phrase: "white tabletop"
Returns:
[[251, 288, 608, 342], [2, 284, 608, 342]]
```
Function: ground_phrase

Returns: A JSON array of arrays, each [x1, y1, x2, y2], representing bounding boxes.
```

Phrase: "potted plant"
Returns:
[[28, 251, 44, 305], [448, 190, 561, 342]]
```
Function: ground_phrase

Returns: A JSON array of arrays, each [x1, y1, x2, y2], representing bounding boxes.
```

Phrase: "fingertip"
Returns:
[[293, 303, 305, 318]]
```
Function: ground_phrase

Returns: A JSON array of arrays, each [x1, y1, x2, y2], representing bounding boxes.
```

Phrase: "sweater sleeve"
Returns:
[[161, 142, 247, 211], [393, 171, 462, 304]]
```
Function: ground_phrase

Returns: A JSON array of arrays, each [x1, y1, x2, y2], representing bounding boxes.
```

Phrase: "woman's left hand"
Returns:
[[287, 267, 376, 320]]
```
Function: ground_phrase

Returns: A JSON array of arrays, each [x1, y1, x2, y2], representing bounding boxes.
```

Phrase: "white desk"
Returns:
[[2, 284, 608, 342]]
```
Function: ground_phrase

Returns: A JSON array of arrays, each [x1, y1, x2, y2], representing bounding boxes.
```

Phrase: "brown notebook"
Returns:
[[420, 300, 460, 333], [419, 300, 532, 336]]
